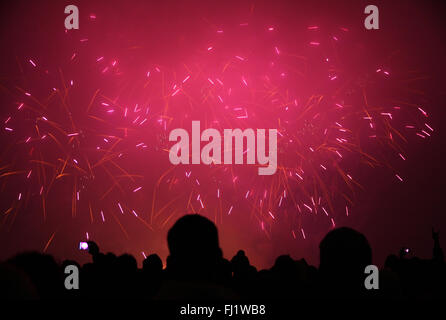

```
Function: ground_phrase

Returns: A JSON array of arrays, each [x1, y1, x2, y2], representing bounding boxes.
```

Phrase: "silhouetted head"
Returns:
[[115, 254, 137, 273], [167, 214, 222, 279], [272, 255, 295, 274], [143, 254, 163, 273], [319, 227, 372, 293]]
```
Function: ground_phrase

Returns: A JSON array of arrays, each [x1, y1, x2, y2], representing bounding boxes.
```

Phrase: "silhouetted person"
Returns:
[[141, 254, 163, 298], [114, 254, 138, 298], [158, 214, 235, 299], [6, 252, 64, 299], [82, 241, 117, 298], [432, 228, 444, 263], [166, 214, 222, 281], [0, 262, 38, 299], [318, 227, 372, 298]]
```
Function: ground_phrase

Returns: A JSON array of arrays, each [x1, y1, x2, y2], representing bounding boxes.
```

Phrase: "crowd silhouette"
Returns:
[[0, 214, 445, 299]]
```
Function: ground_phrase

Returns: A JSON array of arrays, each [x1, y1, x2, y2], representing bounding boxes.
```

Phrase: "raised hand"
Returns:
[[432, 228, 440, 242]]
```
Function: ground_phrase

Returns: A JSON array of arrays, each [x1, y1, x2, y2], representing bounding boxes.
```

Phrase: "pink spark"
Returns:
[[418, 107, 428, 117], [133, 186, 142, 192], [416, 133, 426, 139], [381, 112, 393, 119], [322, 207, 329, 216], [29, 59, 36, 67], [425, 123, 434, 131]]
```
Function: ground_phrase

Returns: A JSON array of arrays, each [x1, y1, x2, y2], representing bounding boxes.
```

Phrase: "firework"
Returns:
[[0, 11, 432, 251]]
